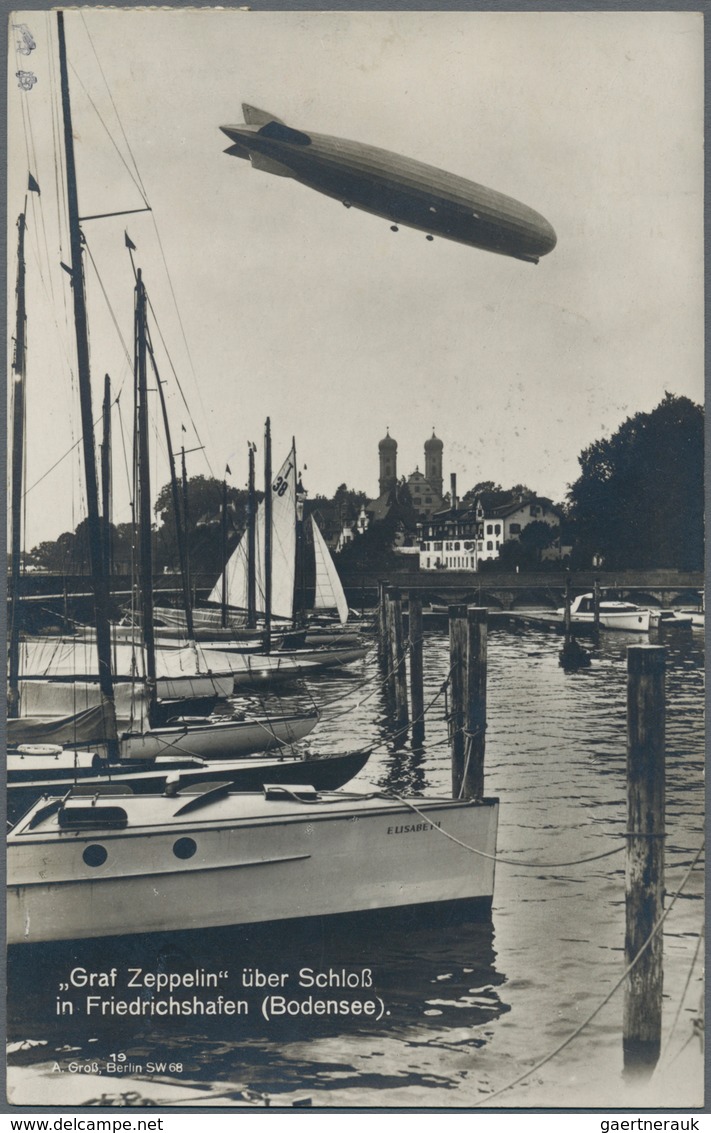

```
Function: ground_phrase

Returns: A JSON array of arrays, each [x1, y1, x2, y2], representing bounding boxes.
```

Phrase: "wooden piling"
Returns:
[[563, 574, 572, 638], [624, 645, 665, 1073], [448, 604, 468, 797], [377, 579, 389, 671], [461, 606, 488, 799], [593, 577, 601, 634], [386, 586, 408, 733], [409, 593, 425, 746]]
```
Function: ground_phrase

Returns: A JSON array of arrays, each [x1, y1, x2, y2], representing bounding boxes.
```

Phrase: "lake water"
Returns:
[[6, 619, 705, 1109]]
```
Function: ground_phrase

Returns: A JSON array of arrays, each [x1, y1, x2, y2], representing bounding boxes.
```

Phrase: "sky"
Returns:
[[7, 8, 705, 547]]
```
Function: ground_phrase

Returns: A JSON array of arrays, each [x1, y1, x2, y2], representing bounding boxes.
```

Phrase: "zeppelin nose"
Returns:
[[537, 216, 557, 256]]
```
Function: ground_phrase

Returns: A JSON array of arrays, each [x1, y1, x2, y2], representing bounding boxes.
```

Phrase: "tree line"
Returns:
[[21, 393, 703, 576]]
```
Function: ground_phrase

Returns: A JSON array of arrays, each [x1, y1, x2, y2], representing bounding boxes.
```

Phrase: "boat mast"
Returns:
[[221, 474, 229, 628], [264, 417, 272, 652], [57, 12, 117, 739], [181, 445, 191, 605], [8, 208, 27, 718], [150, 334, 194, 641], [100, 374, 112, 579], [247, 443, 257, 629], [292, 438, 304, 630], [134, 268, 157, 713]]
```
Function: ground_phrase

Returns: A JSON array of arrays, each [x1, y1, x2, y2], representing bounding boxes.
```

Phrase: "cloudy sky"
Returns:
[[8, 8, 704, 547]]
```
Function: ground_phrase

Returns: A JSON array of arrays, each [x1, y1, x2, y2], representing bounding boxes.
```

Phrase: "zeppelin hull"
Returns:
[[222, 114, 556, 262]]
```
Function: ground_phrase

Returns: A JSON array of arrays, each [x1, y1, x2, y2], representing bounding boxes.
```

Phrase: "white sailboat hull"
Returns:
[[119, 710, 318, 760], [8, 790, 499, 943], [200, 644, 367, 688]]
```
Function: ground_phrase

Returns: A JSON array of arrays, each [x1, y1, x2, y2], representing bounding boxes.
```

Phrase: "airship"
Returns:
[[220, 104, 556, 263]]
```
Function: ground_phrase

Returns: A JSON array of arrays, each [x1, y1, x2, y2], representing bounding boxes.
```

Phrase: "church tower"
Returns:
[[424, 430, 443, 498], [378, 430, 397, 495]]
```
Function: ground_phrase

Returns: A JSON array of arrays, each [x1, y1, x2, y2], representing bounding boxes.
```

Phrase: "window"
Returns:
[[494, 524, 501, 536], [510, 523, 521, 535], [454, 542, 460, 550], [486, 524, 493, 535], [487, 541, 493, 551]]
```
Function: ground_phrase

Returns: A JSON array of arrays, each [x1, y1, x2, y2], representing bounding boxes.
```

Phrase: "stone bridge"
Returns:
[[339, 570, 704, 612]]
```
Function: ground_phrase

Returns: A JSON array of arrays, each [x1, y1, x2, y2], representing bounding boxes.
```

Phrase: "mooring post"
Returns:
[[564, 574, 572, 638], [377, 579, 389, 671], [448, 604, 468, 796], [386, 586, 408, 733], [461, 606, 488, 799], [593, 577, 601, 635], [409, 593, 425, 746], [624, 644, 666, 1074]]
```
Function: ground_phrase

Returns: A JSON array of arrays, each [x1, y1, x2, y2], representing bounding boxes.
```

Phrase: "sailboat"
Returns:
[[158, 442, 361, 650], [177, 434, 367, 686], [6, 17, 358, 795]]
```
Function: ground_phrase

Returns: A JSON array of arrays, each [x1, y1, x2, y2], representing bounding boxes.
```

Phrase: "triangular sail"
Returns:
[[311, 516, 349, 625], [209, 446, 297, 621]]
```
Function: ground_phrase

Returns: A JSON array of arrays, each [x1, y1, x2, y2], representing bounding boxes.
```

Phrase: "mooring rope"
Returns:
[[652, 922, 705, 1075], [470, 841, 704, 1107], [386, 792, 628, 868]]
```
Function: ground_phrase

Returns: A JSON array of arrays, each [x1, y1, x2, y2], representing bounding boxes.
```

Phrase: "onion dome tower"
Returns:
[[424, 430, 443, 498], [378, 429, 398, 495]]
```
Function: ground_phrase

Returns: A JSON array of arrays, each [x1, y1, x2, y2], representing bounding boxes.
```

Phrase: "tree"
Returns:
[[567, 393, 704, 570], [462, 481, 534, 512], [153, 474, 258, 581]]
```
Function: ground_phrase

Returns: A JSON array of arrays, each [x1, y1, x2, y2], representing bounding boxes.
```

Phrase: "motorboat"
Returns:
[[8, 782, 499, 944], [556, 593, 650, 632]]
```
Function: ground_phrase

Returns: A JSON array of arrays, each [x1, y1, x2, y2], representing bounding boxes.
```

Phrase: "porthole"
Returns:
[[83, 844, 107, 868], [173, 837, 197, 860]]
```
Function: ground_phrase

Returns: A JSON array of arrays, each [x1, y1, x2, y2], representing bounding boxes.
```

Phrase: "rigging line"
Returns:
[[23, 392, 121, 499], [470, 841, 705, 1109], [116, 394, 136, 529], [67, 59, 149, 207], [145, 292, 216, 480], [21, 122, 56, 313], [48, 17, 73, 342], [25, 231, 75, 375], [78, 12, 149, 202], [653, 923, 705, 1074], [83, 240, 134, 376], [389, 793, 628, 868]]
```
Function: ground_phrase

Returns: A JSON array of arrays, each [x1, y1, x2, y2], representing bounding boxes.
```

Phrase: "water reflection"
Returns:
[[8, 911, 508, 1096]]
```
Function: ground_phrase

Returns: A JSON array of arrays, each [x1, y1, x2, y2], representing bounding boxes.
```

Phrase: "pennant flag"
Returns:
[[225, 464, 232, 476], [181, 424, 186, 432], [125, 231, 136, 250], [28, 173, 40, 194]]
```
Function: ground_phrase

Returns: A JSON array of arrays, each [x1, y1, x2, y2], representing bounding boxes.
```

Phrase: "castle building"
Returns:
[[378, 430, 397, 495], [424, 431, 443, 498], [368, 431, 446, 524]]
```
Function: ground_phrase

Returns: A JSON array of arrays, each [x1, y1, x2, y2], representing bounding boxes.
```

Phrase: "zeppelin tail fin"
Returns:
[[242, 104, 284, 126]]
